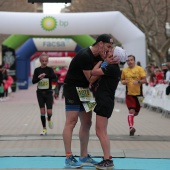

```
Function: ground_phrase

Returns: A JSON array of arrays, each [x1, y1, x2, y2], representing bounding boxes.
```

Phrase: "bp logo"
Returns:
[[41, 16, 57, 31]]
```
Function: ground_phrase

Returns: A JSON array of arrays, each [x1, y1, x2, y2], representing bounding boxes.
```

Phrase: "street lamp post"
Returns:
[[165, 22, 170, 61], [165, 22, 170, 38], [28, 0, 71, 3]]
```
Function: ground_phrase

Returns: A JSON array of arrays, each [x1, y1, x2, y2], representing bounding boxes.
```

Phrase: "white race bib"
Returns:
[[76, 87, 95, 102], [38, 78, 49, 89], [82, 101, 97, 112]]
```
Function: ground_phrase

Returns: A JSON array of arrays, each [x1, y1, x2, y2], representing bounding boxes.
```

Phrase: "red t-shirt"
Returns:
[[56, 68, 68, 83]]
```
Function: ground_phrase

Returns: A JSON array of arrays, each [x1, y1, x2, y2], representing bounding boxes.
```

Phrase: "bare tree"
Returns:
[[65, 0, 170, 66], [0, 0, 5, 7], [114, 0, 170, 65]]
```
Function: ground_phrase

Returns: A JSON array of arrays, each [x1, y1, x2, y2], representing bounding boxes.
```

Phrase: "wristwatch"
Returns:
[[138, 80, 141, 84]]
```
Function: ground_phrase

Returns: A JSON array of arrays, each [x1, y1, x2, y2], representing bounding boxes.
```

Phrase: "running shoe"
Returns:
[[48, 120, 54, 129], [79, 154, 98, 166], [95, 159, 114, 170], [130, 127, 136, 136], [40, 129, 47, 136], [64, 155, 83, 168]]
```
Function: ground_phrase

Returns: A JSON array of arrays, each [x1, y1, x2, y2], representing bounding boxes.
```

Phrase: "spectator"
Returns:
[[161, 63, 168, 80], [3, 71, 13, 100], [0, 67, 8, 101], [154, 68, 166, 84], [165, 66, 170, 83], [137, 61, 141, 66], [0, 65, 4, 101], [51, 66, 59, 101], [148, 72, 156, 87], [56, 66, 68, 99]]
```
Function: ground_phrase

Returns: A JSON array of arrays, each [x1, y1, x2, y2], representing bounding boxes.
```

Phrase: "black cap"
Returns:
[[92, 34, 114, 46]]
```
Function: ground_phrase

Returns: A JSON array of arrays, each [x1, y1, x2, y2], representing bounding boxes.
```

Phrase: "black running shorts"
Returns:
[[63, 84, 85, 111], [94, 97, 114, 119], [36, 90, 53, 109]]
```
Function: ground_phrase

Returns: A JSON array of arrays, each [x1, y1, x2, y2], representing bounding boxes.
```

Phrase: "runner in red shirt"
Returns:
[[56, 66, 68, 99]]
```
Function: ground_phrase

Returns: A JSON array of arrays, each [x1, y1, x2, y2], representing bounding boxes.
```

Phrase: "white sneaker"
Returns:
[[40, 129, 47, 136], [0, 98, 4, 102], [48, 120, 54, 129]]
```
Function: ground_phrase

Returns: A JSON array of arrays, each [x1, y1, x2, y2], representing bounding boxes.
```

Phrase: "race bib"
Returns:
[[76, 87, 95, 102], [83, 101, 97, 112], [38, 78, 49, 89]]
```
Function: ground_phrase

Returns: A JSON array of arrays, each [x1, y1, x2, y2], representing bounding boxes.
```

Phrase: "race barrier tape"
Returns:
[[115, 83, 170, 117]]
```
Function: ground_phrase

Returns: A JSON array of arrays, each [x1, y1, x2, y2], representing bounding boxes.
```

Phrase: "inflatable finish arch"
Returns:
[[0, 11, 146, 66], [2, 34, 95, 50], [15, 37, 82, 89], [0, 11, 146, 89], [2, 35, 95, 89]]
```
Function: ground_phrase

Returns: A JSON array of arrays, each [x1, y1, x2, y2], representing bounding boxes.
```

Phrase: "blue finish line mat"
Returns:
[[0, 157, 170, 169]]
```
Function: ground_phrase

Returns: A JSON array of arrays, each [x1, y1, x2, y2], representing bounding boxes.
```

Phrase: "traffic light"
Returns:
[[28, 0, 71, 3]]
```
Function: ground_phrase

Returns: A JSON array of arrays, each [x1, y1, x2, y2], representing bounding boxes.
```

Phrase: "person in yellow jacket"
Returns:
[[121, 55, 147, 136]]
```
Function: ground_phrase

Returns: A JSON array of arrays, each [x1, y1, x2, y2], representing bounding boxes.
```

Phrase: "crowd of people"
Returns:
[[145, 63, 170, 87]]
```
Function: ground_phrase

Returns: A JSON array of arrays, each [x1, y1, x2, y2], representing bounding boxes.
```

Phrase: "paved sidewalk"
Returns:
[[0, 84, 170, 159]]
